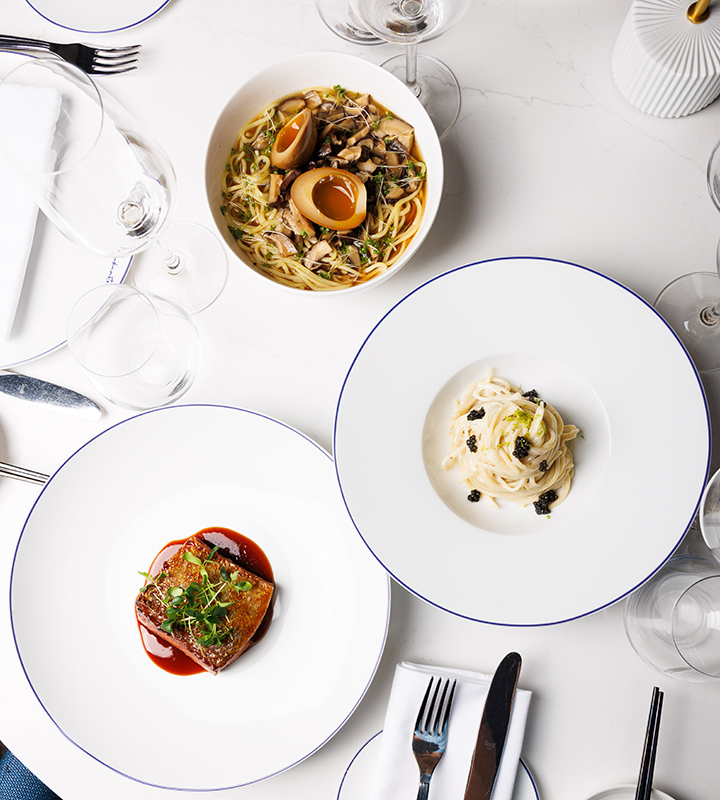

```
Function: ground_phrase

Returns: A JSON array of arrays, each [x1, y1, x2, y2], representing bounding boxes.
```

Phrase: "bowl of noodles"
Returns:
[[205, 51, 443, 294]]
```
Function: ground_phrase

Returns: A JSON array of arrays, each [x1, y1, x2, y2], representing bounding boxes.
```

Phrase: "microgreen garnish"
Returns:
[[139, 546, 252, 649]]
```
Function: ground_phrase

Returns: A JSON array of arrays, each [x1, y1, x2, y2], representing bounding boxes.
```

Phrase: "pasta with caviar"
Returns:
[[220, 85, 426, 291], [441, 375, 579, 514]]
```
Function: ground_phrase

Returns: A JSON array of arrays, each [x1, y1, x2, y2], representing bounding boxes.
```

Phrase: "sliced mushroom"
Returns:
[[303, 90, 323, 109], [253, 132, 273, 152], [356, 160, 378, 174], [304, 239, 333, 269], [347, 125, 371, 147], [385, 150, 403, 177], [375, 116, 415, 153], [271, 108, 318, 171], [345, 244, 362, 267], [384, 184, 406, 201], [336, 145, 363, 163], [277, 97, 306, 118], [285, 198, 316, 238], [264, 231, 297, 257], [279, 169, 301, 194], [268, 173, 283, 205]]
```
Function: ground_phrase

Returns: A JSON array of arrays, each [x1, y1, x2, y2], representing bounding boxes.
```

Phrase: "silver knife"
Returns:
[[464, 652, 522, 800], [0, 372, 102, 419]]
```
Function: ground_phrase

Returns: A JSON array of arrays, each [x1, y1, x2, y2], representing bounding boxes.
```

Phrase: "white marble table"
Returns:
[[1, 1, 720, 799]]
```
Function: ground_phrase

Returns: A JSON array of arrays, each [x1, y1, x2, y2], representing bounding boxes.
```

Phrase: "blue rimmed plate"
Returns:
[[24, 0, 173, 33], [10, 405, 390, 790], [334, 257, 710, 626]]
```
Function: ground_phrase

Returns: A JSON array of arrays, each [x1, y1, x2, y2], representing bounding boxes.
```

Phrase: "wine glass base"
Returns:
[[131, 221, 228, 315], [654, 271, 720, 374], [381, 53, 461, 140]]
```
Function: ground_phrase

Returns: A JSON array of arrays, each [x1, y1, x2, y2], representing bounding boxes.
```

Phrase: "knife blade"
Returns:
[[0, 372, 102, 419], [464, 651, 522, 800]]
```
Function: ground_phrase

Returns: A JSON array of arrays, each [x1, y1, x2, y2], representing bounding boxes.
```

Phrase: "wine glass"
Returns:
[[352, 0, 471, 139], [314, 0, 383, 44], [0, 57, 227, 315], [654, 138, 720, 373]]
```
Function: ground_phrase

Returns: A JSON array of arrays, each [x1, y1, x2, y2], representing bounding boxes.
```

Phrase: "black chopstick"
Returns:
[[635, 686, 664, 800]]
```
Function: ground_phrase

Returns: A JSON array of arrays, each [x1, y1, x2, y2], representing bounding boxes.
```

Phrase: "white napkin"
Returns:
[[371, 661, 532, 800], [0, 84, 61, 340]]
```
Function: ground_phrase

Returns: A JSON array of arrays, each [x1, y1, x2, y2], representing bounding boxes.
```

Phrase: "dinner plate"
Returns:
[[333, 257, 710, 626], [10, 405, 390, 790], [337, 732, 540, 800], [0, 51, 131, 369], [24, 0, 172, 33]]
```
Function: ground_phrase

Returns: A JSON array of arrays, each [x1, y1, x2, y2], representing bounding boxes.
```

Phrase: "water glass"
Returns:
[[67, 284, 200, 410], [624, 555, 720, 681]]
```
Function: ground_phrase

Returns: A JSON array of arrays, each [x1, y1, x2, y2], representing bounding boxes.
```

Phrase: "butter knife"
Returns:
[[464, 652, 522, 800], [0, 372, 102, 419]]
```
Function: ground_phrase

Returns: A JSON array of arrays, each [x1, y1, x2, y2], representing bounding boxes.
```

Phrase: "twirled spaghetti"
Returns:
[[441, 375, 579, 514], [220, 85, 427, 291]]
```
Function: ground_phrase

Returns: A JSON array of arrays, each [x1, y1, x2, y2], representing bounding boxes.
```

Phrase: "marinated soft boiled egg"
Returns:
[[270, 108, 317, 171], [290, 167, 367, 231]]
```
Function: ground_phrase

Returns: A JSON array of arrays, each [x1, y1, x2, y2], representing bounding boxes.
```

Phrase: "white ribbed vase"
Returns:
[[612, 0, 720, 118]]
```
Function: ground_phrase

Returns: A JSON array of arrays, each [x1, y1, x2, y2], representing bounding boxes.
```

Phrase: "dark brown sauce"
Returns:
[[136, 527, 275, 677]]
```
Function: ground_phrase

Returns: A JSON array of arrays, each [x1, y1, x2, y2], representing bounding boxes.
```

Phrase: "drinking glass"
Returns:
[[654, 138, 720, 372], [314, 0, 383, 44], [67, 284, 199, 410], [624, 555, 720, 681], [0, 57, 226, 314], [352, 0, 472, 138], [699, 466, 720, 560]]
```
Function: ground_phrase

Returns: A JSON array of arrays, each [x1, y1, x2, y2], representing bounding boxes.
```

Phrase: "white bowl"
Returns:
[[205, 51, 443, 296]]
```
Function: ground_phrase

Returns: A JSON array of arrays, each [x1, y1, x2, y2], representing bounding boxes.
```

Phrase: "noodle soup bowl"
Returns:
[[205, 51, 443, 295]]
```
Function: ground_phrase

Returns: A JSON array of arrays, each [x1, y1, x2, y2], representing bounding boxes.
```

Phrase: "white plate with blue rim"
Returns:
[[10, 404, 391, 790], [333, 257, 711, 626], [23, 0, 172, 34], [337, 732, 540, 800], [0, 51, 131, 369]]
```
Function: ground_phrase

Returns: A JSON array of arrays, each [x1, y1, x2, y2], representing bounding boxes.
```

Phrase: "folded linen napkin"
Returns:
[[0, 83, 61, 340], [371, 661, 532, 800]]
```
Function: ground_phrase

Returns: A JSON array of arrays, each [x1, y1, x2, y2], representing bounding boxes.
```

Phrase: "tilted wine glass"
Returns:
[[654, 138, 720, 373], [351, 0, 471, 139], [0, 57, 226, 314]]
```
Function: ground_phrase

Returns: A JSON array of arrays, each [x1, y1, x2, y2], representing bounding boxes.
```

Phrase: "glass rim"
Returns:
[[66, 284, 162, 379], [671, 573, 720, 678], [0, 55, 104, 176]]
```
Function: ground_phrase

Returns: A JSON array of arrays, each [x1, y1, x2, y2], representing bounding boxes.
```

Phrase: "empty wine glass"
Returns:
[[654, 138, 720, 372], [314, 0, 383, 44], [352, 0, 471, 139], [0, 57, 227, 314]]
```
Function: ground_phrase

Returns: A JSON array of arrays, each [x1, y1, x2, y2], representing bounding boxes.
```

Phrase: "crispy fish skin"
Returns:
[[135, 537, 274, 675]]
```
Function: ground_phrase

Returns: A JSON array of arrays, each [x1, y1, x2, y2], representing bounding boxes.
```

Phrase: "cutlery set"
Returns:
[[416, 652, 521, 800]]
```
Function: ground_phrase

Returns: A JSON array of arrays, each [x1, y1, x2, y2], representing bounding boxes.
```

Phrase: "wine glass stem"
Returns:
[[700, 303, 720, 326], [156, 238, 182, 274], [405, 42, 420, 97]]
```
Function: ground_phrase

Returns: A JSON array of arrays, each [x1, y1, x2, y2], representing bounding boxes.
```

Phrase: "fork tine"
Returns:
[[94, 44, 141, 56], [415, 677, 436, 732], [90, 63, 139, 75], [439, 680, 456, 735]]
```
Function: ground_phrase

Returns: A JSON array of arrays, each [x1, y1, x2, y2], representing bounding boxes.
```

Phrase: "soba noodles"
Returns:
[[441, 375, 579, 514], [220, 85, 427, 291]]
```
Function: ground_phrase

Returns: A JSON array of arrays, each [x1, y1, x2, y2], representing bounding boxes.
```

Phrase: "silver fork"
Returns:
[[412, 676, 457, 800], [0, 35, 140, 75]]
